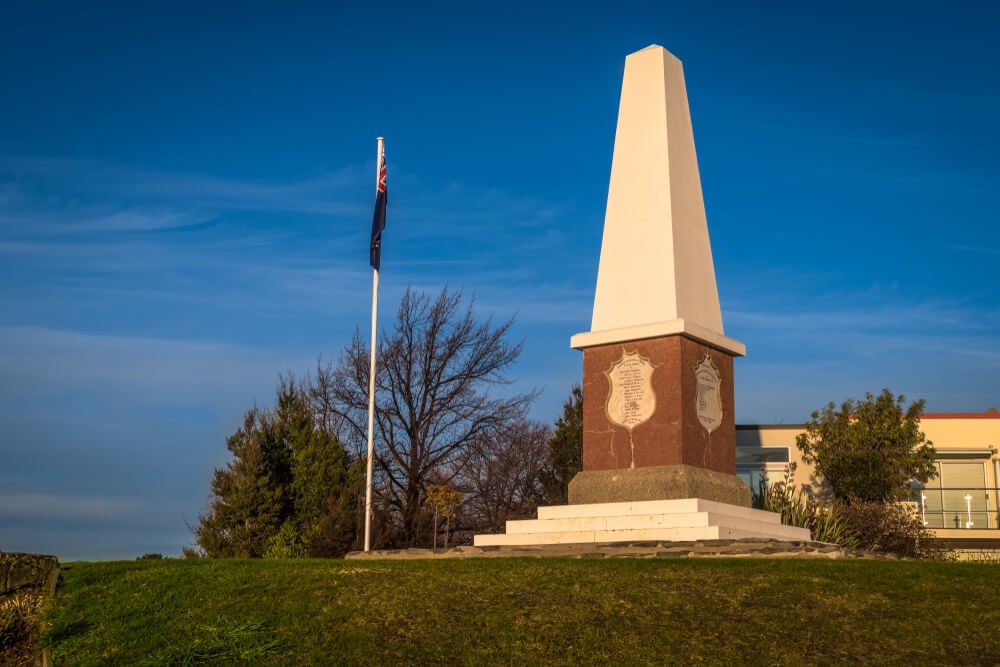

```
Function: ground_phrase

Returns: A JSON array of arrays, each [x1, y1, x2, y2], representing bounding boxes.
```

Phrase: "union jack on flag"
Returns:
[[369, 154, 387, 270]]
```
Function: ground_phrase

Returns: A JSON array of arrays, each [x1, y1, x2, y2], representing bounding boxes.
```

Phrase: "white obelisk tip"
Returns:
[[572, 45, 744, 356]]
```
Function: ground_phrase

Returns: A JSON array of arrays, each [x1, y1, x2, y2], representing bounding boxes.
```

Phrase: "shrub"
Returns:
[[837, 499, 949, 560], [263, 522, 306, 559], [753, 466, 949, 559], [795, 389, 936, 502]]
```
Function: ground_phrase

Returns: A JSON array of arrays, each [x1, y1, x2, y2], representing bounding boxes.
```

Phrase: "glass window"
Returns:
[[735, 447, 790, 497], [735, 446, 790, 466], [736, 467, 767, 494], [920, 461, 990, 529]]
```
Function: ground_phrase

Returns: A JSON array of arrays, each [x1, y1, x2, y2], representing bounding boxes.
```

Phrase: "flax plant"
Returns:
[[753, 465, 861, 547]]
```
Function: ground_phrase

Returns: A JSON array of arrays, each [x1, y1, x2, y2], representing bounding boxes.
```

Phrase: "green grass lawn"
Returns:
[[41, 557, 1000, 665]]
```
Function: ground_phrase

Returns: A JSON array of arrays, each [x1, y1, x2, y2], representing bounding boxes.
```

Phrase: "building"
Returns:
[[735, 413, 1000, 555]]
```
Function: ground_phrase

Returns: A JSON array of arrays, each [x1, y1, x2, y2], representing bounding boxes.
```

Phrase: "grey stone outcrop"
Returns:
[[0, 552, 60, 597]]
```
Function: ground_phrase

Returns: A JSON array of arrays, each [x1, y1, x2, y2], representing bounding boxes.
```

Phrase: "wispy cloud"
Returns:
[[0, 155, 369, 218], [0, 154, 574, 238], [0, 325, 307, 407], [0, 153, 579, 303], [952, 244, 1000, 257], [0, 324, 311, 555], [727, 299, 999, 336], [727, 292, 1000, 422], [0, 492, 150, 522]]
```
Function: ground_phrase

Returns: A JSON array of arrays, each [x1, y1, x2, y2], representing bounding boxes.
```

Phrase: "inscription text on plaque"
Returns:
[[605, 350, 657, 431], [694, 354, 723, 434]]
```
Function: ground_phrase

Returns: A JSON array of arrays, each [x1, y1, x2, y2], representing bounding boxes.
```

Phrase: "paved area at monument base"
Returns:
[[346, 538, 878, 560]]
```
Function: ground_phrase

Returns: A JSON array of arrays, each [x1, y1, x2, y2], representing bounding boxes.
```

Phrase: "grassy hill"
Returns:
[[40, 557, 1000, 665]]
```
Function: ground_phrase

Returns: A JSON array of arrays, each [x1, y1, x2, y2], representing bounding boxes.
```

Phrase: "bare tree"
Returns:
[[317, 286, 537, 547], [460, 419, 553, 533]]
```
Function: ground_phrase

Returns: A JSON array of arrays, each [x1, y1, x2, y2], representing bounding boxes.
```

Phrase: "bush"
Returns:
[[837, 499, 948, 560], [263, 523, 306, 559], [753, 466, 948, 559], [795, 389, 935, 502]]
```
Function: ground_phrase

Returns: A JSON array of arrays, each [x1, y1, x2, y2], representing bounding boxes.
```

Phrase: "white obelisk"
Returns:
[[571, 45, 743, 356]]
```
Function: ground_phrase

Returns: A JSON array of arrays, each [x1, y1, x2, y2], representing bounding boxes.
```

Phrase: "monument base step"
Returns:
[[474, 497, 810, 547]]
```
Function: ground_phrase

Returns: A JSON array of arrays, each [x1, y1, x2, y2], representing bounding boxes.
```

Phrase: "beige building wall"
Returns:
[[734, 424, 817, 493], [919, 414, 1000, 449], [735, 414, 1000, 549]]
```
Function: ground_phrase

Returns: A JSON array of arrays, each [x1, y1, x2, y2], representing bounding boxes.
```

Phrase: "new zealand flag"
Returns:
[[369, 154, 387, 270]]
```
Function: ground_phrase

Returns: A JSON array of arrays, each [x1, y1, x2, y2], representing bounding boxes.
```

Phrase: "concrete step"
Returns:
[[536, 498, 782, 525], [472, 497, 812, 547], [505, 511, 712, 534], [503, 511, 801, 538], [474, 523, 810, 547]]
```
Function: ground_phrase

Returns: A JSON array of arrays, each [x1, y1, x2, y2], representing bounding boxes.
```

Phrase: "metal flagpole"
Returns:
[[364, 137, 384, 552]]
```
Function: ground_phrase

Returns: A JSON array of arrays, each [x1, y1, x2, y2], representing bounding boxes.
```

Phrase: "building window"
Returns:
[[735, 446, 790, 494], [919, 460, 991, 529]]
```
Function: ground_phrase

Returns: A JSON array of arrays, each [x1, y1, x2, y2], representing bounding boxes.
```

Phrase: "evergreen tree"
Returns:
[[544, 384, 583, 503], [289, 399, 364, 556], [194, 378, 361, 558], [194, 405, 293, 558]]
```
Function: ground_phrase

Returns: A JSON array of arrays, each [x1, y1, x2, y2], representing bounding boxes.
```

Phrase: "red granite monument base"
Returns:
[[570, 334, 750, 506]]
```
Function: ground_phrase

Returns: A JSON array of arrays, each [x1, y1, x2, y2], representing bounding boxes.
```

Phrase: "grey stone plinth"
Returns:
[[567, 464, 751, 507]]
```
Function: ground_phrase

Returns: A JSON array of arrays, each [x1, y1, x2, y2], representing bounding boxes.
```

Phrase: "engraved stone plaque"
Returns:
[[605, 350, 656, 431], [694, 354, 723, 434]]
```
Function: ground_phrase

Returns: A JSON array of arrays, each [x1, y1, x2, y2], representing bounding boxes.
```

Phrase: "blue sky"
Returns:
[[1, 1, 997, 560]]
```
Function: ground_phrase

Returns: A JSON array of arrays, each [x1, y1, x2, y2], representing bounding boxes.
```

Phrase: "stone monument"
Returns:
[[474, 45, 809, 546], [566, 43, 749, 508]]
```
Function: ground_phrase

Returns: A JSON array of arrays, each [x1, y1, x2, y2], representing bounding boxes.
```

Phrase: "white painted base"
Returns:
[[473, 498, 810, 547]]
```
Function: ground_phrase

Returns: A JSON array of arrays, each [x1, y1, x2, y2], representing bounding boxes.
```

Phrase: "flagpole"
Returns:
[[364, 137, 384, 553]]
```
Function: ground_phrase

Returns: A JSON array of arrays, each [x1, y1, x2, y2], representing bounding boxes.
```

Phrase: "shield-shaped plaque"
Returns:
[[694, 354, 723, 434], [605, 350, 656, 431]]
